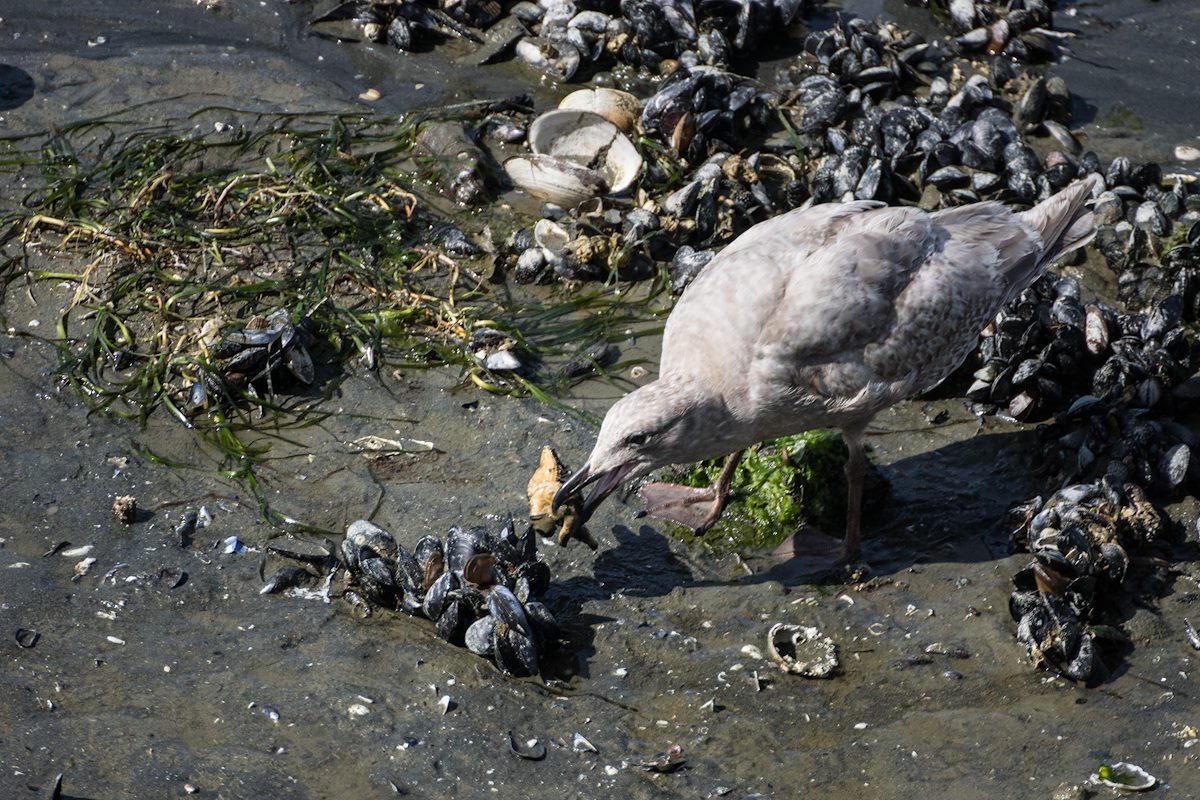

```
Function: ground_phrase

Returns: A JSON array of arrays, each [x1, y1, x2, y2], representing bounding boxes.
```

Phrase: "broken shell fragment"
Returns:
[[766, 623, 839, 678]]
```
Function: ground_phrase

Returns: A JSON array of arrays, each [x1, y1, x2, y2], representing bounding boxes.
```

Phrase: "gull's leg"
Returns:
[[763, 425, 868, 579], [640, 450, 744, 534], [841, 425, 866, 562]]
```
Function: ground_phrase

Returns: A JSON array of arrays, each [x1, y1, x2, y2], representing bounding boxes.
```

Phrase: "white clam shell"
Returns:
[[557, 88, 643, 134], [528, 109, 642, 196], [504, 153, 607, 207]]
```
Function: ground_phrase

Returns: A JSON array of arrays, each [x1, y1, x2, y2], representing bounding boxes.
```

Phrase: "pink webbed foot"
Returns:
[[639, 482, 726, 534], [755, 524, 858, 581]]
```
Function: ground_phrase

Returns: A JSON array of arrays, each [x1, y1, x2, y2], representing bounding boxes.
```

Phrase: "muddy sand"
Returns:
[[4, 1, 1200, 798]]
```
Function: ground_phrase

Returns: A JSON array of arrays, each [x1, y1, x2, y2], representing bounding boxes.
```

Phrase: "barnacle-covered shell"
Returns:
[[766, 623, 839, 678]]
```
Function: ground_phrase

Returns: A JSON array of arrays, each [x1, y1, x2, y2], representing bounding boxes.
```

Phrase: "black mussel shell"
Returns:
[[523, 600, 560, 640], [423, 571, 457, 620], [435, 595, 475, 646], [487, 585, 533, 638], [445, 526, 478, 576], [513, 560, 551, 602], [395, 542, 424, 599], [260, 566, 315, 595], [493, 623, 539, 677]]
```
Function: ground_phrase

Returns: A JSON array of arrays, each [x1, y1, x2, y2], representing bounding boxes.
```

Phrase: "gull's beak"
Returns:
[[553, 461, 638, 521]]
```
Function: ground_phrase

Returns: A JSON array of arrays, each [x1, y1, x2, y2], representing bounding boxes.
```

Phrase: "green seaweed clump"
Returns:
[[671, 429, 848, 553], [1097, 104, 1144, 131]]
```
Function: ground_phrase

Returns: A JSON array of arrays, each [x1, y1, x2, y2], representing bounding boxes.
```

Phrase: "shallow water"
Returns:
[[3, 2, 1200, 799]]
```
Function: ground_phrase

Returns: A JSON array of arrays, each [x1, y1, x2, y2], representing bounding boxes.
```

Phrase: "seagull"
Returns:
[[553, 176, 1101, 572]]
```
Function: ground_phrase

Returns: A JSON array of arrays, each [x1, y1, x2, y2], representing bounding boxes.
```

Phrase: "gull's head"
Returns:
[[553, 380, 713, 519]]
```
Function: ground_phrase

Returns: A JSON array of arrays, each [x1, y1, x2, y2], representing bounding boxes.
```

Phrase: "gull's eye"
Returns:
[[626, 432, 652, 448]]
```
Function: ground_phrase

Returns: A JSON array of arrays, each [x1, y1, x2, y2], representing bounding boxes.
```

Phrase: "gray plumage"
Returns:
[[557, 176, 1101, 558]]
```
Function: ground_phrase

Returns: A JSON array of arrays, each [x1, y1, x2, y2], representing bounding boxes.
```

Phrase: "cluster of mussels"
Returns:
[[188, 309, 315, 414], [1008, 479, 1167, 682], [339, 519, 559, 677], [511, 0, 811, 81], [961, 272, 1200, 424], [777, 15, 1086, 208], [935, 0, 1064, 63], [495, 9, 1104, 291]]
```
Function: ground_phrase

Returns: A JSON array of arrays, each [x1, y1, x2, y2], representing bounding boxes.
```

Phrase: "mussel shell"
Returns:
[[463, 553, 498, 587], [523, 600, 560, 640], [285, 344, 315, 385], [493, 623, 539, 677], [344, 520, 397, 560], [1062, 632, 1096, 681], [1009, 589, 1042, 619], [395, 542, 424, 599], [358, 556, 397, 592], [435, 595, 475, 645], [414, 535, 445, 591], [465, 616, 495, 656], [222, 345, 269, 377], [423, 571, 458, 620], [513, 560, 551, 602], [1161, 443, 1191, 487], [260, 566, 315, 595], [487, 585, 533, 638], [444, 526, 478, 576]]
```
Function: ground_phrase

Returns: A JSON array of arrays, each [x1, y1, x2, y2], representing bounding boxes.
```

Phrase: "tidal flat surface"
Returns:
[[3, 2, 1200, 798]]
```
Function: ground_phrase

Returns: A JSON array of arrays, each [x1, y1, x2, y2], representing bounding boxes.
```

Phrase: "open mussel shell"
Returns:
[[504, 153, 607, 207], [527, 109, 643, 195], [766, 623, 839, 678], [414, 534, 445, 591], [557, 88, 643, 134]]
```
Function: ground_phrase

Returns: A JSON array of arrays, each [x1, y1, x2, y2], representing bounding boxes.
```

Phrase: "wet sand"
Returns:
[[3, 2, 1200, 798]]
